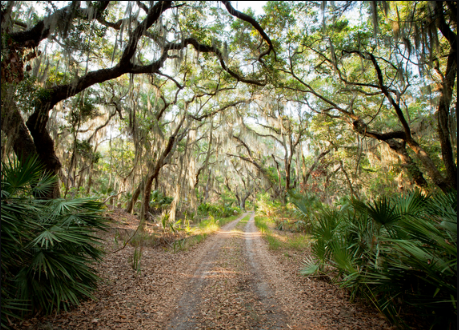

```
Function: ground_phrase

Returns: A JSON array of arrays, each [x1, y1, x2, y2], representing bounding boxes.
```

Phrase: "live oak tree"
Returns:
[[272, 1, 456, 193], [1, 1, 274, 199], [1, 1, 456, 208]]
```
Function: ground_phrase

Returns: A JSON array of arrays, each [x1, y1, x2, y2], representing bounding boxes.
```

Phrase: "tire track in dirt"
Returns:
[[244, 215, 392, 330], [167, 212, 289, 329], [166, 212, 248, 329], [243, 212, 289, 329]]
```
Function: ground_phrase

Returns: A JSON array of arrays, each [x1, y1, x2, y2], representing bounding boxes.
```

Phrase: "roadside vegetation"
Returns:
[[1, 157, 108, 327], [1, 1, 456, 329], [255, 190, 457, 329]]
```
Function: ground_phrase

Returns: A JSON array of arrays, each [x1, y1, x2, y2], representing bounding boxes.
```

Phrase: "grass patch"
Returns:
[[235, 214, 252, 230], [175, 213, 243, 251], [285, 235, 310, 250], [196, 213, 241, 232], [265, 234, 282, 250], [254, 215, 271, 233], [254, 216, 282, 250], [255, 215, 310, 251]]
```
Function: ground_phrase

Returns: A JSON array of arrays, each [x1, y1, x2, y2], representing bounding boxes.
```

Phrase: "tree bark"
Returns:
[[271, 154, 284, 203], [125, 179, 143, 214], [303, 149, 331, 186], [386, 139, 428, 189], [203, 170, 212, 204], [434, 1, 457, 190], [170, 142, 188, 222], [1, 88, 37, 161], [142, 115, 187, 220], [405, 138, 452, 192], [353, 120, 428, 189], [240, 192, 251, 211], [359, 51, 452, 192]]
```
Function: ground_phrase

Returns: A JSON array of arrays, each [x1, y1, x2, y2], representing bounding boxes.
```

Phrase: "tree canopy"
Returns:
[[1, 0, 456, 210], [1, 2, 457, 328]]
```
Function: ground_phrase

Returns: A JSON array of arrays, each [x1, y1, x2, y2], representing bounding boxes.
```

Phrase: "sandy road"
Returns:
[[166, 212, 251, 329], [165, 211, 391, 330], [18, 210, 391, 329], [166, 212, 288, 329]]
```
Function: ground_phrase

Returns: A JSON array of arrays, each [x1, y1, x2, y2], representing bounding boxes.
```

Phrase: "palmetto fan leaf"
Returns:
[[294, 189, 457, 328], [1, 156, 55, 197], [393, 189, 428, 217], [300, 256, 320, 276], [1, 156, 108, 324], [352, 197, 401, 226]]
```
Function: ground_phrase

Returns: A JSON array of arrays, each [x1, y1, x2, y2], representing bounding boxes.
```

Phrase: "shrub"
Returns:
[[198, 202, 240, 218], [149, 190, 173, 211], [1, 157, 108, 327], [288, 190, 324, 224], [296, 190, 457, 329], [256, 193, 280, 217]]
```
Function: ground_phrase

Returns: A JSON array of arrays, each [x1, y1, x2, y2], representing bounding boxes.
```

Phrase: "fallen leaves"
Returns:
[[12, 210, 394, 329]]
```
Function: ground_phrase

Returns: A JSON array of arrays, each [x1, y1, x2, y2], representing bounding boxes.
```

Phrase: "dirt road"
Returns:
[[21, 211, 391, 329], [166, 212, 391, 329], [167, 212, 288, 329]]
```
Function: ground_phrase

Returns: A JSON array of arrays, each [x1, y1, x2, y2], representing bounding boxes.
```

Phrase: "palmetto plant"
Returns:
[[288, 190, 323, 221], [1, 156, 108, 327], [294, 189, 457, 329]]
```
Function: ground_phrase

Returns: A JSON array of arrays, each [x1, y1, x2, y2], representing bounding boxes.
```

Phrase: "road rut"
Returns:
[[167, 212, 287, 329]]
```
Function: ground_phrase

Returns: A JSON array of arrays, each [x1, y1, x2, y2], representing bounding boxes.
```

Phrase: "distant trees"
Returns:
[[1, 1, 274, 199], [273, 1, 456, 193], [1, 1, 456, 210]]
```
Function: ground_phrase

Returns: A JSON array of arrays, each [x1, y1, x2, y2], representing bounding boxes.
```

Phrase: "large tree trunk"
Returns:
[[187, 131, 198, 214], [240, 192, 250, 211], [142, 116, 187, 220], [203, 170, 212, 204], [271, 154, 284, 203], [1, 88, 37, 161], [24, 104, 62, 198], [385, 139, 428, 190], [170, 150, 187, 222], [239, 197, 245, 211], [169, 172, 182, 223], [406, 138, 452, 192], [126, 180, 143, 214], [285, 159, 291, 191], [434, 0, 457, 190], [235, 193, 241, 209], [1, 89, 61, 198]]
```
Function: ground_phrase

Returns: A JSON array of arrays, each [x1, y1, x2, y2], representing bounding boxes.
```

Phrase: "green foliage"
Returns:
[[287, 191, 325, 233], [254, 216, 281, 250], [254, 215, 270, 234], [173, 213, 242, 252], [129, 246, 142, 274], [149, 190, 173, 211], [198, 202, 240, 218], [255, 215, 311, 251], [256, 193, 281, 217], [297, 190, 457, 328], [1, 157, 108, 326]]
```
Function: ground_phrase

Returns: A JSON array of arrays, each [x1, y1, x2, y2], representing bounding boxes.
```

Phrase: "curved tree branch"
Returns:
[[221, 1, 274, 60]]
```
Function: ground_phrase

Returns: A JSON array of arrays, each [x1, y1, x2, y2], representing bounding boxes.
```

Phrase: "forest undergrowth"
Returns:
[[255, 191, 457, 330], [1, 1, 457, 329]]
